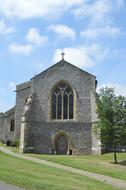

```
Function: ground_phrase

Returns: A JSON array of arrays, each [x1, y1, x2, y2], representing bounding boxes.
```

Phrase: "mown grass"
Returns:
[[0, 143, 19, 152], [27, 153, 126, 181], [0, 151, 119, 190]]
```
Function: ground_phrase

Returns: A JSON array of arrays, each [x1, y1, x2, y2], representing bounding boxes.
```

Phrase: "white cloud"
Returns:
[[8, 28, 48, 54], [9, 43, 33, 54], [53, 44, 108, 68], [72, 0, 111, 25], [8, 82, 16, 91], [0, 0, 83, 20], [0, 19, 15, 34], [73, 0, 124, 41], [97, 83, 126, 96], [26, 28, 48, 46], [48, 24, 76, 40], [81, 25, 121, 39], [116, 0, 124, 8]]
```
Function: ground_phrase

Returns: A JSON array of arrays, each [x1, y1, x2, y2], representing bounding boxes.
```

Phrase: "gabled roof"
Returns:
[[5, 107, 15, 117], [31, 59, 96, 80]]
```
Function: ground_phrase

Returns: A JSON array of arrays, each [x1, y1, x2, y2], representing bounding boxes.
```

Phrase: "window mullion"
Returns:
[[61, 93, 64, 120], [56, 95, 58, 119], [67, 94, 70, 119]]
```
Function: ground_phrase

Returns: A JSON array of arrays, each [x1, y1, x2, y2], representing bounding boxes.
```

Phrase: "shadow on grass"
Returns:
[[118, 160, 126, 166], [109, 160, 126, 165], [110, 160, 126, 166]]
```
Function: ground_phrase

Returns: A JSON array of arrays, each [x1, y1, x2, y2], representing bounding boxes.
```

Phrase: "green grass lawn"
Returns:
[[0, 151, 119, 190], [26, 153, 126, 181], [0, 143, 19, 152]]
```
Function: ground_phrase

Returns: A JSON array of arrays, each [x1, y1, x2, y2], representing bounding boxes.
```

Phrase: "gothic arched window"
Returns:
[[52, 83, 74, 120], [10, 119, 15, 132]]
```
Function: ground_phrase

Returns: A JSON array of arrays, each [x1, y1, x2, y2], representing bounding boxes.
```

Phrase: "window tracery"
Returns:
[[52, 83, 74, 120]]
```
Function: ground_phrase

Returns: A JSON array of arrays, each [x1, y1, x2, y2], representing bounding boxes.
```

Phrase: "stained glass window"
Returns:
[[52, 83, 74, 120]]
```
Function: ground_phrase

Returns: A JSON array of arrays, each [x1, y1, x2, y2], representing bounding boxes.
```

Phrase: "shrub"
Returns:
[[11, 138, 20, 147]]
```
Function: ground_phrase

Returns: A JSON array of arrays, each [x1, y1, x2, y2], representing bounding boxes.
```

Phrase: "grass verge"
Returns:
[[26, 153, 126, 181], [0, 151, 119, 190]]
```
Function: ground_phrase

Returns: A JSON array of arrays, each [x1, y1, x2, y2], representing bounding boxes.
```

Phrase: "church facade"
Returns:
[[0, 58, 101, 155]]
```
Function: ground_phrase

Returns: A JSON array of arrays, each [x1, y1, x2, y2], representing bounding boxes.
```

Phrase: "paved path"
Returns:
[[0, 181, 24, 190], [0, 147, 126, 190]]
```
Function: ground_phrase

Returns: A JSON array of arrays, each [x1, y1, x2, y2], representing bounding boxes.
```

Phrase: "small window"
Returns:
[[10, 119, 15, 132]]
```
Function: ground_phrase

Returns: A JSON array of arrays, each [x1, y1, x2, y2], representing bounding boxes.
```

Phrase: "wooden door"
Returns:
[[56, 135, 68, 155]]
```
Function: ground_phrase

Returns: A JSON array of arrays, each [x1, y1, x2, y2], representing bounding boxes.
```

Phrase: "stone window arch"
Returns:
[[51, 82, 74, 120], [10, 119, 15, 132]]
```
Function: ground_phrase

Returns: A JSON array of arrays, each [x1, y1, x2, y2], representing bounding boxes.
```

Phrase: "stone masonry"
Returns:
[[0, 59, 101, 155]]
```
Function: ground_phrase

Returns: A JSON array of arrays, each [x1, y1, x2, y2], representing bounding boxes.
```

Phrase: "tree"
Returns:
[[95, 87, 126, 164]]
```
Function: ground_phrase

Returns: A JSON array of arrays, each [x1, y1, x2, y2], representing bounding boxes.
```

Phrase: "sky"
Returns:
[[0, 0, 126, 112]]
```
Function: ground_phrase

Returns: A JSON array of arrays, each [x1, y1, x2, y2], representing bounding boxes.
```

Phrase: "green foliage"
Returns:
[[96, 87, 126, 163], [10, 138, 20, 147]]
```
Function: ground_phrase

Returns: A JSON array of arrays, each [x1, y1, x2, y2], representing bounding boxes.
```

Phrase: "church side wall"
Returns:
[[15, 86, 31, 139], [4, 110, 15, 142], [0, 109, 15, 143], [0, 113, 5, 142]]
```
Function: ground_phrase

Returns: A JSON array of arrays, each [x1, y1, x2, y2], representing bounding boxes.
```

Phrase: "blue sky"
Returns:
[[0, 0, 126, 112]]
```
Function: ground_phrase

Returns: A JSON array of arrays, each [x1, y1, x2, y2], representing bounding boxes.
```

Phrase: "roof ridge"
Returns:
[[31, 59, 96, 80]]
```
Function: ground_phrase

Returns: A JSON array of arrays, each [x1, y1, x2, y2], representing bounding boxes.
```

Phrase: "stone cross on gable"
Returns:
[[61, 52, 65, 60]]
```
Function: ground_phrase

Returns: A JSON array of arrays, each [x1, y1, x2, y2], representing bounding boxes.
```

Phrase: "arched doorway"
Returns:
[[55, 135, 68, 155]]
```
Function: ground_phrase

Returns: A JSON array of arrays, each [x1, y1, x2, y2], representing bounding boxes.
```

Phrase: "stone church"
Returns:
[[0, 55, 101, 155]]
